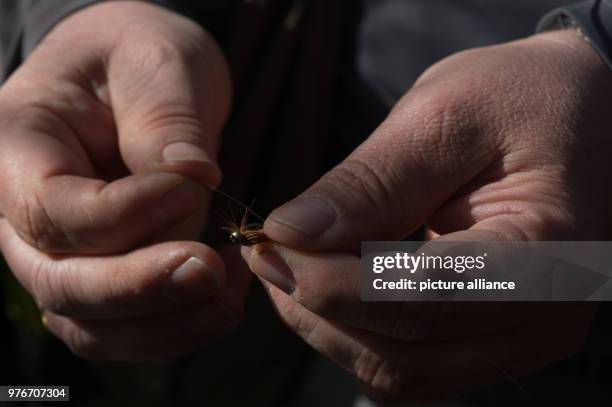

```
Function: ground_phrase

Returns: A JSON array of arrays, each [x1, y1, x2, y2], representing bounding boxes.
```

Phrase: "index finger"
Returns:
[[0, 219, 227, 319], [0, 103, 211, 254]]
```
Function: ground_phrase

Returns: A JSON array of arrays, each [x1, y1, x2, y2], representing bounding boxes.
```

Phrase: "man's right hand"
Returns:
[[0, 1, 246, 360]]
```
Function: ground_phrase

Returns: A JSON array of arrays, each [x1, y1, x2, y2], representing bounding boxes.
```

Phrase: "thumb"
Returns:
[[246, 218, 557, 343], [108, 26, 232, 186], [264, 91, 496, 252]]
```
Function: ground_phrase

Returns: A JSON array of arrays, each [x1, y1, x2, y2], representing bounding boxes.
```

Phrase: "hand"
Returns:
[[242, 29, 608, 401], [0, 2, 246, 360]]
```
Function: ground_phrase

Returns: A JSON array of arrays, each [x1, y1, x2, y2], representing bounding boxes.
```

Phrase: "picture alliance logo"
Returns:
[[371, 252, 488, 274]]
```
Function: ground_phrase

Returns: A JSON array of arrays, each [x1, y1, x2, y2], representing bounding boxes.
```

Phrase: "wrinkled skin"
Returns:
[[0, 2, 252, 360], [242, 29, 610, 402], [0, 0, 609, 399]]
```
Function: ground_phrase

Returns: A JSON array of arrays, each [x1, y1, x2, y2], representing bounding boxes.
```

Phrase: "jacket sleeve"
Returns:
[[1, 0, 103, 81], [0, 0, 192, 82], [538, 0, 612, 71]]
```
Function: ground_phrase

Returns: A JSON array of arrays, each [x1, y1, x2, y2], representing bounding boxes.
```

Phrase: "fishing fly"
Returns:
[[219, 209, 268, 246], [208, 185, 269, 246]]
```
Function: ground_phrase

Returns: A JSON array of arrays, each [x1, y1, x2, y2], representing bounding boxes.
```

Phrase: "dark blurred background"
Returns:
[[3, 1, 612, 406]]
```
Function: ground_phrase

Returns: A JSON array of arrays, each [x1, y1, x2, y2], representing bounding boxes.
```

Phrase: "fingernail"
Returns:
[[163, 142, 212, 164], [165, 257, 221, 301], [269, 196, 336, 238], [155, 181, 205, 228], [242, 246, 295, 295], [161, 142, 222, 187]]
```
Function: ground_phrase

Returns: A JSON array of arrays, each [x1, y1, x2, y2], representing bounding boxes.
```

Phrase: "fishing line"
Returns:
[[203, 182, 266, 223]]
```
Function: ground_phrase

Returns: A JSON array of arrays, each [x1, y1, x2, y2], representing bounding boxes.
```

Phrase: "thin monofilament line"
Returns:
[[203, 183, 266, 223]]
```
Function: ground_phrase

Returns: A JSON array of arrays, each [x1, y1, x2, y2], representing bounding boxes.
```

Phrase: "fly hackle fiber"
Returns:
[[217, 208, 269, 247], [206, 184, 269, 246]]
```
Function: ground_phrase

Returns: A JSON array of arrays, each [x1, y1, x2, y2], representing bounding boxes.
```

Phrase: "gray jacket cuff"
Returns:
[[538, 0, 612, 71], [1, 0, 184, 81], [20, 0, 104, 57]]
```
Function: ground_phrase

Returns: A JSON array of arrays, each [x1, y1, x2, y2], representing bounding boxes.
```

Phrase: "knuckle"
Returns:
[[107, 261, 161, 301], [30, 259, 54, 310], [93, 189, 130, 228], [14, 191, 72, 251], [353, 348, 407, 401], [412, 90, 470, 154], [397, 78, 487, 169], [292, 275, 360, 321], [323, 158, 399, 230], [45, 315, 104, 360], [286, 264, 347, 319], [343, 158, 393, 204], [111, 2, 213, 75], [111, 36, 190, 98], [65, 325, 103, 360], [33, 261, 78, 316], [134, 108, 204, 143], [127, 36, 185, 71], [114, 28, 207, 87]]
